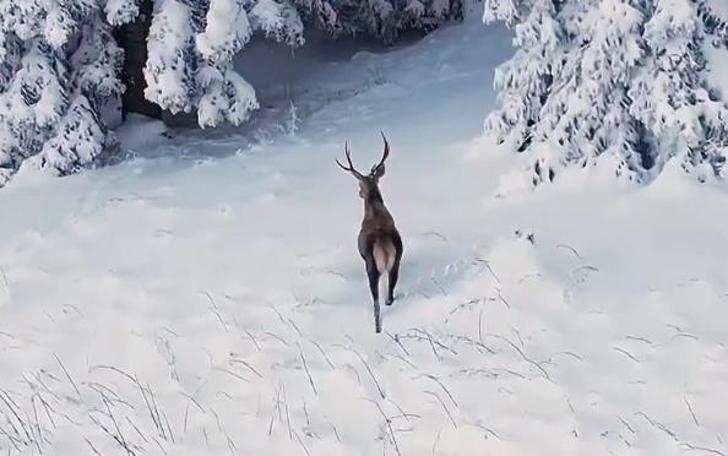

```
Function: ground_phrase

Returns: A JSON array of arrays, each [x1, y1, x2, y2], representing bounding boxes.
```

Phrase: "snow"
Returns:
[[707, 0, 728, 18], [704, 43, 728, 100], [196, 0, 252, 64], [2, 5, 728, 456]]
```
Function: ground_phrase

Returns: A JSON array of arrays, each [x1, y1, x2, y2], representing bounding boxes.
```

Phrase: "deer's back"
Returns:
[[357, 199, 401, 265]]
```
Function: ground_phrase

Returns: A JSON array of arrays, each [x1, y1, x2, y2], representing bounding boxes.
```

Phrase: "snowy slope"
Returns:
[[2, 6, 728, 456]]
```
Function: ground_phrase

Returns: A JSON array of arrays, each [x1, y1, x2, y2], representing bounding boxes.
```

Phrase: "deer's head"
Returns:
[[336, 132, 390, 201]]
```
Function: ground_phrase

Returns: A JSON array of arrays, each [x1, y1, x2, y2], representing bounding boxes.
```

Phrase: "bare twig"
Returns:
[[625, 335, 653, 345], [330, 422, 342, 443], [244, 329, 262, 351], [619, 416, 635, 434], [385, 332, 411, 357], [37, 394, 56, 430], [126, 417, 149, 443], [556, 244, 584, 259], [418, 374, 458, 408], [455, 367, 527, 380], [293, 429, 312, 456], [299, 348, 318, 395], [613, 347, 640, 363], [451, 334, 495, 355], [0, 389, 31, 441], [31, 395, 43, 454], [161, 408, 175, 444], [432, 427, 443, 456], [344, 363, 362, 385], [104, 397, 133, 456], [83, 436, 103, 456], [496, 288, 511, 309], [388, 399, 420, 424], [484, 334, 551, 380], [679, 443, 727, 456], [366, 400, 401, 456], [269, 382, 283, 436], [212, 367, 250, 384], [398, 329, 458, 360], [340, 346, 385, 399], [133, 376, 164, 440], [89, 413, 138, 456], [635, 411, 678, 442], [555, 351, 583, 362], [53, 354, 80, 398], [282, 384, 293, 440], [309, 340, 335, 369], [288, 318, 303, 337], [425, 391, 457, 429], [202, 291, 229, 333], [89, 365, 137, 385], [472, 422, 501, 440], [478, 306, 485, 344], [422, 231, 448, 242], [226, 436, 237, 456], [473, 257, 500, 284], [445, 298, 479, 323], [684, 394, 700, 427], [262, 331, 290, 347], [148, 385, 169, 441], [229, 357, 264, 379]]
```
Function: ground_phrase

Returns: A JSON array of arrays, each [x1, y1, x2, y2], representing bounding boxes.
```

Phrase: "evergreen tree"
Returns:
[[0, 2, 124, 185], [297, 0, 464, 42], [0, 0, 462, 187], [484, 0, 728, 186]]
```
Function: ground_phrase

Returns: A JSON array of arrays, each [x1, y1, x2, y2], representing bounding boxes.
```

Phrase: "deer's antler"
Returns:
[[336, 141, 366, 179], [371, 131, 390, 174]]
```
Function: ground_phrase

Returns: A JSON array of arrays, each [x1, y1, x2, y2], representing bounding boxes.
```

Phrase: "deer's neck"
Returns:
[[366, 186, 384, 205], [362, 189, 393, 228]]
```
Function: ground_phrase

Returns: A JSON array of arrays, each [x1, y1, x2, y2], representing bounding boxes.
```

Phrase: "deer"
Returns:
[[336, 132, 403, 334]]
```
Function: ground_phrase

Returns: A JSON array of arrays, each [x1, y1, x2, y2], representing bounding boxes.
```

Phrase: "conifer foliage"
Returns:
[[0, 0, 462, 186], [0, 2, 124, 185], [484, 0, 728, 186]]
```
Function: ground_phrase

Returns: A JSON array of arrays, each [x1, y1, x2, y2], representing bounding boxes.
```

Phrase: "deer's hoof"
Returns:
[[385, 299, 393, 306]]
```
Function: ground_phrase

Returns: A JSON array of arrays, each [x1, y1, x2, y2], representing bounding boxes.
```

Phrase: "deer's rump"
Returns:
[[358, 230, 399, 274], [372, 239, 397, 274]]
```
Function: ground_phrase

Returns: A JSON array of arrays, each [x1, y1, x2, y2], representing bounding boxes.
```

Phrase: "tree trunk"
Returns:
[[114, 0, 161, 120]]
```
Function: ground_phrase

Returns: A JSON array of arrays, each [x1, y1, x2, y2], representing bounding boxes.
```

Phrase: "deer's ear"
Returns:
[[372, 164, 386, 179]]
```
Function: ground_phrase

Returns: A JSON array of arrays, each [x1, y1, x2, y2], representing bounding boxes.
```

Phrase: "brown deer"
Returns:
[[337, 132, 403, 333]]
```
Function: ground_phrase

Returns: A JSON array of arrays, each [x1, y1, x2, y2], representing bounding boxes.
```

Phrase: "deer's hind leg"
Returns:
[[365, 261, 382, 333], [359, 234, 383, 333], [386, 232, 403, 306]]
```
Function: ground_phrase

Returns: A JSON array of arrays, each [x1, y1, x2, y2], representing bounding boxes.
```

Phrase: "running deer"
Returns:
[[337, 132, 403, 333]]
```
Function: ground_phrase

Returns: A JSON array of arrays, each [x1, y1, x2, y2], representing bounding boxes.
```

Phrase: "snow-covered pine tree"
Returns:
[[145, 0, 305, 128], [295, 0, 464, 43], [0, 0, 125, 185], [1, 0, 464, 187], [484, 0, 728, 186]]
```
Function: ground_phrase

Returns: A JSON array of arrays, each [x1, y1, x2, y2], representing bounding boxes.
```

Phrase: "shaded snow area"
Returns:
[[2, 8, 728, 456]]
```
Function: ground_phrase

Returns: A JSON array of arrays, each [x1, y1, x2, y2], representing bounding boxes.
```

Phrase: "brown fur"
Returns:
[[337, 133, 404, 333]]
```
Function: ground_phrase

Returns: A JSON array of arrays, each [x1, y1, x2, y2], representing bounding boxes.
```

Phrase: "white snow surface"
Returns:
[[707, 0, 728, 18], [2, 8, 728, 456]]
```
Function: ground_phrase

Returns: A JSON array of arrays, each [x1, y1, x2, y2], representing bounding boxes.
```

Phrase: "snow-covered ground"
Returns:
[[2, 5, 728, 456]]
